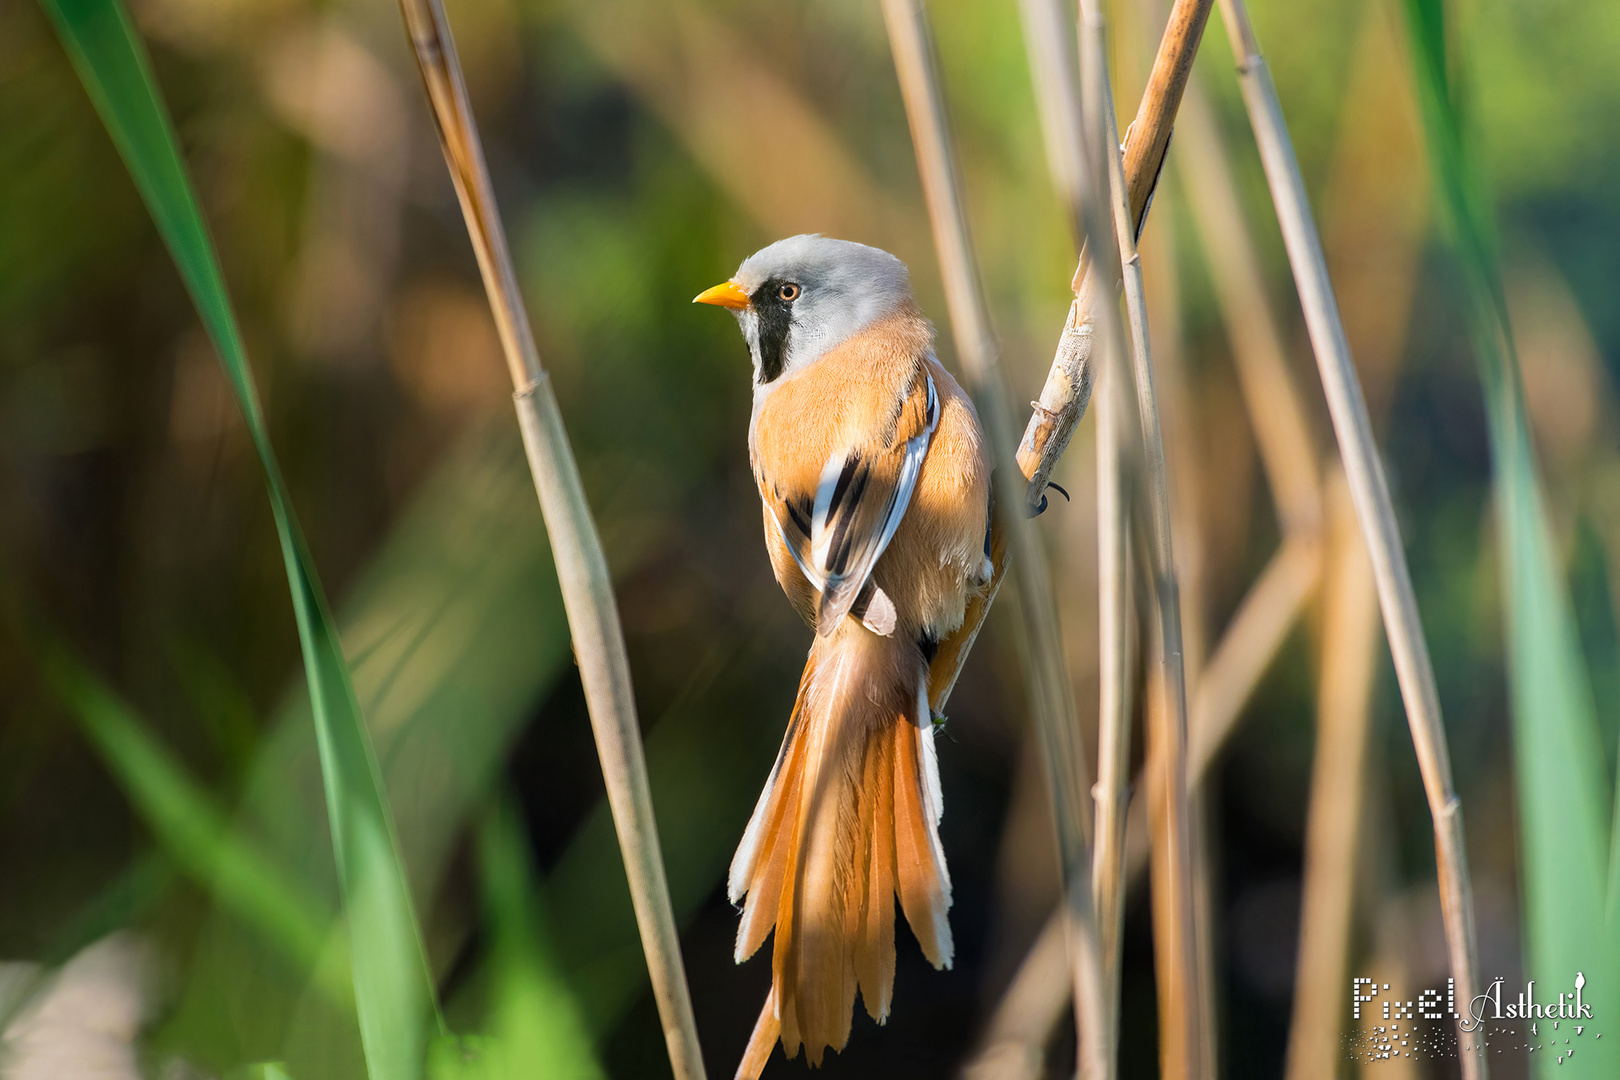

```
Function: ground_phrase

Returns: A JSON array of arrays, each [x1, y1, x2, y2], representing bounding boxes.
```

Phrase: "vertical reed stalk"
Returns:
[[1091, 332, 1135, 1051], [1082, 0, 1203, 1072], [1014, 4, 1132, 1068], [1172, 76, 1322, 535], [932, 0, 1211, 720], [880, 4, 1107, 1076], [394, 3, 706, 1077], [1213, 2, 1485, 1075], [1017, 0, 1211, 1071], [1285, 470, 1380, 1080]]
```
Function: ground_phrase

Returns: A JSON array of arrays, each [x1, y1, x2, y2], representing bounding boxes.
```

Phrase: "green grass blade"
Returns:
[[1403, 0, 1618, 1057], [162, 422, 573, 1076], [35, 1, 442, 1075], [39, 643, 349, 1002]]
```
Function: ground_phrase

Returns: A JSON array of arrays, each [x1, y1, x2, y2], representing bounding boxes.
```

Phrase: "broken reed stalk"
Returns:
[[393, 3, 707, 1078], [1213, 2, 1486, 1076], [1081, 0, 1202, 1073], [997, 1, 1211, 1074], [1285, 470, 1381, 1080], [879, 4, 1108, 1077]]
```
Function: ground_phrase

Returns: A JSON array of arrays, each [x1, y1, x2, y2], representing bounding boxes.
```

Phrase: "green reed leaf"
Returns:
[[35, 0, 443, 1075], [40, 644, 349, 1002], [1403, 0, 1617, 1066]]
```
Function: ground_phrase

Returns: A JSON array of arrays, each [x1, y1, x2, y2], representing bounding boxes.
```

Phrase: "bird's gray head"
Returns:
[[694, 235, 915, 389]]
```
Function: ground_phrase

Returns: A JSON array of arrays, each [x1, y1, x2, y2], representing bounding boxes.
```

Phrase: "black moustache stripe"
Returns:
[[751, 277, 793, 383]]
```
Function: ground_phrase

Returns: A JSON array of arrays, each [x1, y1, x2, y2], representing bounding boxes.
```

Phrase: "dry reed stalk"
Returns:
[[1090, 333, 1135, 1049], [1213, 2, 1485, 1076], [1013, 5, 1133, 1069], [1082, 1, 1204, 1072], [1015, 0, 1215, 508], [985, 3, 1210, 1072], [958, 911, 1076, 1080], [1285, 470, 1381, 1080], [931, 0, 1211, 730], [879, 4, 1107, 1077], [1173, 77, 1322, 535], [1141, 222, 1209, 684], [1139, 207, 1222, 1080], [1144, 684, 1195, 1080], [394, 3, 706, 1078]]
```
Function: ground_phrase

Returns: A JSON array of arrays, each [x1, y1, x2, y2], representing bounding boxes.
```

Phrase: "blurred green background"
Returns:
[[2, 0, 1619, 1076]]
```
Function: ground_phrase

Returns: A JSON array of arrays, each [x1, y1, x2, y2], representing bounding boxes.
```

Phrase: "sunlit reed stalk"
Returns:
[[1090, 313, 1135, 1043], [930, 0, 1211, 717], [1013, 4, 1132, 1071], [393, 3, 706, 1077], [1172, 77, 1321, 535], [1136, 204, 1221, 1080], [879, 4, 1108, 1077], [1285, 470, 1380, 1080], [1161, 43, 1330, 779], [1213, 2, 1486, 1076], [1015, 0, 1216, 509], [1080, 0, 1204, 1073], [1003, 1, 1211, 1074]]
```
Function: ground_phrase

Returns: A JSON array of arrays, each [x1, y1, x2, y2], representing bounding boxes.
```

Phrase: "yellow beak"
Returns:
[[693, 280, 750, 310]]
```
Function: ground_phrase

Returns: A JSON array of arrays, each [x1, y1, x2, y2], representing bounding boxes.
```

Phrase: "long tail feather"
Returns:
[[729, 624, 952, 1071], [735, 989, 780, 1080]]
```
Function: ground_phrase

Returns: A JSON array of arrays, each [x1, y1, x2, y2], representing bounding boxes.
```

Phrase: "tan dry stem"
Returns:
[[881, 4, 1108, 1078], [395, 2, 706, 1078], [1083, 1, 1203, 1072], [1285, 469, 1381, 1080], [1173, 77, 1322, 535], [1016, 0, 1216, 513], [1214, 2, 1485, 1076]]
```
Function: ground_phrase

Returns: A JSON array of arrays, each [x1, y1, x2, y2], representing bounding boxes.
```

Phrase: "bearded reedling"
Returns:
[[695, 236, 992, 1075]]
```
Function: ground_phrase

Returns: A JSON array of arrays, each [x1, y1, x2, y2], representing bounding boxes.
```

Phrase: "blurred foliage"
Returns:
[[1, 0, 1619, 1076]]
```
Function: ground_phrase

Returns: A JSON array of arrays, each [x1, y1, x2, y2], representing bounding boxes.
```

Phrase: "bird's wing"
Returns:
[[765, 367, 938, 636]]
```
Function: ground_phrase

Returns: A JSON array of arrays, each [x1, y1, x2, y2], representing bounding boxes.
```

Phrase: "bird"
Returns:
[[694, 235, 992, 1076]]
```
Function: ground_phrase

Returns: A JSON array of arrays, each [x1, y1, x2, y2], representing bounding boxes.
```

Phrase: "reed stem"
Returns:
[[1090, 317, 1135, 1066], [1015, 0, 1216, 511], [1013, 7, 1132, 1070], [880, 4, 1107, 1076], [1213, 2, 1485, 1074], [394, 3, 706, 1077], [1081, 1, 1203, 1072], [1285, 470, 1380, 1080], [1173, 75, 1322, 535]]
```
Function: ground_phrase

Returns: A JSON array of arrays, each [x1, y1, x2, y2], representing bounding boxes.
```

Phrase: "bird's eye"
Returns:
[[778, 282, 801, 302]]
